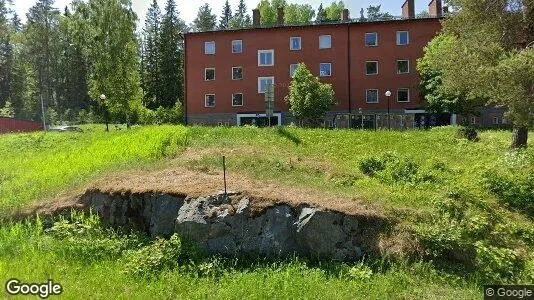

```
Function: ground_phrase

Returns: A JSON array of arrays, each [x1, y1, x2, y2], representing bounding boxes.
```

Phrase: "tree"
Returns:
[[193, 3, 216, 32], [218, 0, 232, 30], [284, 4, 315, 25], [316, 4, 327, 23], [25, 0, 61, 123], [325, 1, 344, 21], [0, 0, 13, 108], [141, 0, 162, 109], [365, 5, 394, 21], [158, 0, 186, 108], [417, 34, 484, 118], [229, 0, 252, 29], [71, 0, 142, 127], [285, 63, 335, 126], [431, 0, 534, 148], [258, 0, 287, 26]]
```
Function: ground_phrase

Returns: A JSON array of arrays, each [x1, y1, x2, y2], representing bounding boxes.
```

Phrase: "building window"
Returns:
[[471, 116, 476, 125], [320, 63, 332, 77], [232, 93, 243, 106], [290, 64, 299, 77], [232, 67, 243, 80], [290, 37, 301, 50], [319, 35, 332, 49], [396, 31, 409, 46], [258, 50, 274, 66], [365, 32, 378, 47], [366, 89, 379, 103], [205, 94, 216, 107], [493, 116, 499, 125], [258, 76, 274, 93], [205, 41, 215, 54], [232, 40, 243, 53], [397, 60, 410, 74], [205, 68, 215, 81], [365, 61, 378, 75], [397, 88, 410, 102]]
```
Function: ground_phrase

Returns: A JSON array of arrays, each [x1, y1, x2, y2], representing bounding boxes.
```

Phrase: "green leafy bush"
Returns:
[[457, 126, 479, 141], [123, 234, 200, 277], [483, 171, 534, 215], [359, 153, 436, 184]]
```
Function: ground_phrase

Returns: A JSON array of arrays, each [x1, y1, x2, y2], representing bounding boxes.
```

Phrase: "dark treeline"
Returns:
[[0, 0, 395, 126]]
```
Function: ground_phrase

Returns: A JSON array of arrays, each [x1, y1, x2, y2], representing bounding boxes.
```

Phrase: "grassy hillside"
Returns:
[[1, 125, 533, 298]]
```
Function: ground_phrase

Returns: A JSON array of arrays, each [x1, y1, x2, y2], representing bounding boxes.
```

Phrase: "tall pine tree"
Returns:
[[158, 0, 185, 107], [141, 0, 162, 109], [316, 4, 327, 23], [25, 0, 61, 123], [192, 3, 216, 32], [0, 0, 13, 108], [218, 0, 233, 30], [230, 0, 252, 29]]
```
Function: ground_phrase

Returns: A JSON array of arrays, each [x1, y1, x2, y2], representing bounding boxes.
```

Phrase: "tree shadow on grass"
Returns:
[[276, 127, 301, 145]]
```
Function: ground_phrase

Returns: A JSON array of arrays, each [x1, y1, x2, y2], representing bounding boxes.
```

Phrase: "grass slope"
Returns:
[[0, 125, 533, 299]]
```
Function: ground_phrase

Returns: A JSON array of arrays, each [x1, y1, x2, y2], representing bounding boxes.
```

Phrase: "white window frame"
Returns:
[[365, 61, 379, 75], [232, 66, 243, 80], [320, 63, 332, 77], [397, 88, 410, 102], [232, 93, 244, 107], [319, 35, 332, 49], [471, 116, 477, 125], [205, 68, 215, 81], [204, 94, 216, 107], [204, 41, 215, 54], [492, 116, 499, 125], [232, 40, 243, 54], [237, 113, 282, 126], [396, 60, 410, 74], [258, 76, 274, 94], [258, 50, 274, 66], [290, 37, 302, 51], [366, 89, 379, 103], [365, 32, 378, 47], [396, 31, 409, 46]]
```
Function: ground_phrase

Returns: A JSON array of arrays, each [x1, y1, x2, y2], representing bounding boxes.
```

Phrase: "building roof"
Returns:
[[184, 16, 443, 37]]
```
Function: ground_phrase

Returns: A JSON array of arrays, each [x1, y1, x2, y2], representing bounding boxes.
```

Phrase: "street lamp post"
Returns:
[[359, 108, 363, 129], [100, 94, 109, 132], [385, 90, 392, 130]]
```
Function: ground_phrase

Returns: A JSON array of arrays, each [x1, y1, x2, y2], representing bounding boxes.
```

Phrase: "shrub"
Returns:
[[457, 126, 478, 141], [483, 170, 534, 216], [123, 234, 200, 277], [358, 157, 386, 176]]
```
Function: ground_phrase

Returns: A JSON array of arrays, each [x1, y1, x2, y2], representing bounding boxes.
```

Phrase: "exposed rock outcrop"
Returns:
[[80, 191, 385, 261]]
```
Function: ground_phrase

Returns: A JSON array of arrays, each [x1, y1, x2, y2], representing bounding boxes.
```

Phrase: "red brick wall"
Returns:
[[0, 117, 43, 134]]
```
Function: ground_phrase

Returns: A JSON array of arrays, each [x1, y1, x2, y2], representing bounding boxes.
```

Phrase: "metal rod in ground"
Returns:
[[223, 156, 227, 196]]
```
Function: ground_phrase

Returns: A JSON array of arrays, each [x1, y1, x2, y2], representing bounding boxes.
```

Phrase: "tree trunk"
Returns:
[[510, 126, 528, 149]]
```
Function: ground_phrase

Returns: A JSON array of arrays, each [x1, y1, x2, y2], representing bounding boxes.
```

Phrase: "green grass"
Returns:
[[0, 214, 480, 299], [0, 125, 187, 217], [1, 125, 533, 298]]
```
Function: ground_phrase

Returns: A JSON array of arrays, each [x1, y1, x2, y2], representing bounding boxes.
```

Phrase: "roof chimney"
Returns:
[[428, 0, 443, 17], [341, 9, 350, 22], [402, 0, 415, 19], [253, 9, 260, 27], [277, 6, 284, 26]]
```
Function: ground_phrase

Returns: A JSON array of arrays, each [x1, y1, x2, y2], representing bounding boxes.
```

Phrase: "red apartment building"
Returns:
[[184, 0, 505, 128]]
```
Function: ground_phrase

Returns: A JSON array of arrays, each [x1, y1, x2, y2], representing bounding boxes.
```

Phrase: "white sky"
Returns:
[[10, 1, 434, 25]]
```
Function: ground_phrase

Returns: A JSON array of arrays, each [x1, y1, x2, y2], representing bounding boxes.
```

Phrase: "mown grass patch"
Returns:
[[0, 125, 187, 217]]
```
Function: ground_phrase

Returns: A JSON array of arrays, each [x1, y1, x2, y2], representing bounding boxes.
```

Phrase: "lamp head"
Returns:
[[385, 91, 392, 97]]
